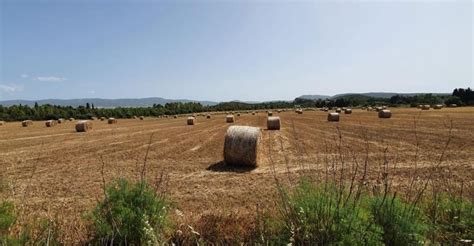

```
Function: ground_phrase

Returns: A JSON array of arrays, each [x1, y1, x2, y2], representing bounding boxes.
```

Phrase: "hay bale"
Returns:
[[173, 115, 178, 119], [187, 117, 195, 125], [267, 116, 281, 130], [45, 120, 57, 127], [57, 118, 65, 124], [237, 113, 241, 117], [327, 113, 340, 122], [22, 120, 33, 127], [206, 114, 211, 119], [252, 111, 256, 115], [0, 121, 5, 126], [375, 107, 383, 112], [108, 118, 117, 124], [323, 108, 328, 112], [448, 104, 457, 107], [224, 125, 262, 167], [226, 115, 235, 123], [434, 104, 443, 109], [378, 110, 392, 118], [421, 105, 430, 110], [100, 117, 106, 121], [76, 120, 92, 132], [382, 106, 387, 109], [68, 118, 75, 121], [268, 111, 273, 116], [91, 117, 98, 120], [344, 108, 352, 114], [133, 116, 138, 119], [335, 108, 342, 113]]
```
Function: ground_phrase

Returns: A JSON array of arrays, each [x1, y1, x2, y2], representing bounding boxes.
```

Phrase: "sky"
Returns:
[[0, 0, 472, 102]]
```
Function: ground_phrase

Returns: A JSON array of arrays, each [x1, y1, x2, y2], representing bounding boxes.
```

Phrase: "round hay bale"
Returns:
[[378, 110, 392, 118], [226, 115, 235, 123], [421, 105, 430, 110], [417, 105, 423, 109], [323, 108, 328, 112], [448, 104, 457, 107], [267, 116, 281, 130], [206, 114, 211, 119], [335, 108, 342, 113], [434, 104, 443, 109], [267, 111, 273, 116], [187, 117, 195, 125], [224, 125, 262, 167], [0, 121, 5, 126], [45, 120, 57, 127], [22, 120, 33, 127], [140, 116, 145, 120], [68, 118, 75, 121], [173, 115, 178, 119], [327, 113, 340, 122], [382, 106, 387, 109], [108, 118, 117, 124], [76, 120, 92, 132], [133, 116, 138, 119], [344, 108, 352, 114], [57, 118, 65, 124], [91, 117, 98, 120], [100, 117, 106, 121], [375, 107, 383, 112], [237, 113, 241, 117]]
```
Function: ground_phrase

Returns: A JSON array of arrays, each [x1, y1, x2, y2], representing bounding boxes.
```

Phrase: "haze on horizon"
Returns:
[[0, 0, 472, 102]]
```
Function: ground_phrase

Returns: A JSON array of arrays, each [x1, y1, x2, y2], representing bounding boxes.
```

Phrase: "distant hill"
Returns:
[[0, 97, 218, 107], [298, 95, 331, 100], [332, 92, 450, 99]]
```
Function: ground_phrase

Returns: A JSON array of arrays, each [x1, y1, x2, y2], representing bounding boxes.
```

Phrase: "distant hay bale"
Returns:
[[108, 118, 117, 124], [335, 108, 342, 113], [448, 104, 457, 107], [22, 120, 33, 127], [417, 105, 423, 109], [295, 109, 303, 114], [434, 104, 443, 109], [0, 121, 5, 126], [382, 106, 387, 109], [375, 107, 383, 112], [140, 116, 145, 120], [133, 116, 137, 119], [45, 120, 57, 127], [206, 114, 211, 119], [57, 118, 65, 124], [100, 117, 106, 121], [267, 116, 281, 130], [323, 108, 328, 112], [187, 117, 195, 125], [226, 115, 235, 123], [378, 110, 392, 118], [421, 105, 430, 110], [68, 118, 75, 121], [327, 113, 340, 122], [91, 117, 98, 120], [268, 111, 273, 116], [252, 111, 256, 115], [344, 108, 352, 114], [76, 120, 92, 132], [173, 115, 178, 119], [224, 125, 262, 167], [366, 107, 373, 111], [237, 113, 241, 117]]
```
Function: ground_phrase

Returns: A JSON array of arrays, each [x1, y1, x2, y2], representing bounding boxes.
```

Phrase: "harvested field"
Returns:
[[1, 107, 473, 243]]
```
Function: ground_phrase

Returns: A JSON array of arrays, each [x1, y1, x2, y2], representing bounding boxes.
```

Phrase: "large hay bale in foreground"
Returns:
[[45, 120, 57, 127], [224, 126, 262, 167], [267, 116, 281, 130], [22, 120, 33, 127], [327, 113, 340, 122], [108, 118, 117, 124], [378, 110, 392, 118], [76, 120, 92, 132], [434, 104, 443, 109], [344, 108, 352, 114], [226, 115, 235, 123], [187, 117, 195, 125]]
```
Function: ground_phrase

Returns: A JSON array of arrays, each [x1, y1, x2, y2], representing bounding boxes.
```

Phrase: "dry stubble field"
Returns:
[[1, 107, 473, 242]]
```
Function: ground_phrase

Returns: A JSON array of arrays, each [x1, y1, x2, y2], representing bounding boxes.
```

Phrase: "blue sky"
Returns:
[[0, 0, 472, 102]]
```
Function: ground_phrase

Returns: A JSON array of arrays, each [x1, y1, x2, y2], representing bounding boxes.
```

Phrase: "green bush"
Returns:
[[269, 181, 383, 245], [371, 195, 427, 245], [424, 194, 474, 243], [90, 178, 169, 245]]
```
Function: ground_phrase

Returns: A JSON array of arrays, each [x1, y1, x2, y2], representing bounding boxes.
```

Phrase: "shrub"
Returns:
[[424, 193, 474, 243], [90, 178, 169, 244], [270, 181, 383, 245], [371, 195, 427, 245]]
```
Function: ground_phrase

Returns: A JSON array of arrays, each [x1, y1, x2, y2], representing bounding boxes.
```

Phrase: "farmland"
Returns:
[[1, 107, 473, 243]]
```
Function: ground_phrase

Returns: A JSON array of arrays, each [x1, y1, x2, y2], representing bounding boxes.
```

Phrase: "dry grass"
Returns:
[[0, 107, 473, 243]]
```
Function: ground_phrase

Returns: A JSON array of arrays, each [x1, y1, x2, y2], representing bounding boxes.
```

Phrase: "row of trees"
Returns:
[[0, 88, 471, 122]]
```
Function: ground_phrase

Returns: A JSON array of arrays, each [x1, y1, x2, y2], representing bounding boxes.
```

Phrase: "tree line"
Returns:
[[0, 87, 471, 122]]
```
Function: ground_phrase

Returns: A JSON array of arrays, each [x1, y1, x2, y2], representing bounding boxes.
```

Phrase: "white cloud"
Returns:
[[20, 74, 29, 78], [88, 90, 96, 94], [0, 84, 24, 93], [36, 76, 67, 82]]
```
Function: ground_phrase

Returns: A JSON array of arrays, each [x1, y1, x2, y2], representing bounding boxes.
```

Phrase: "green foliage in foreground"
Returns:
[[90, 178, 170, 245]]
